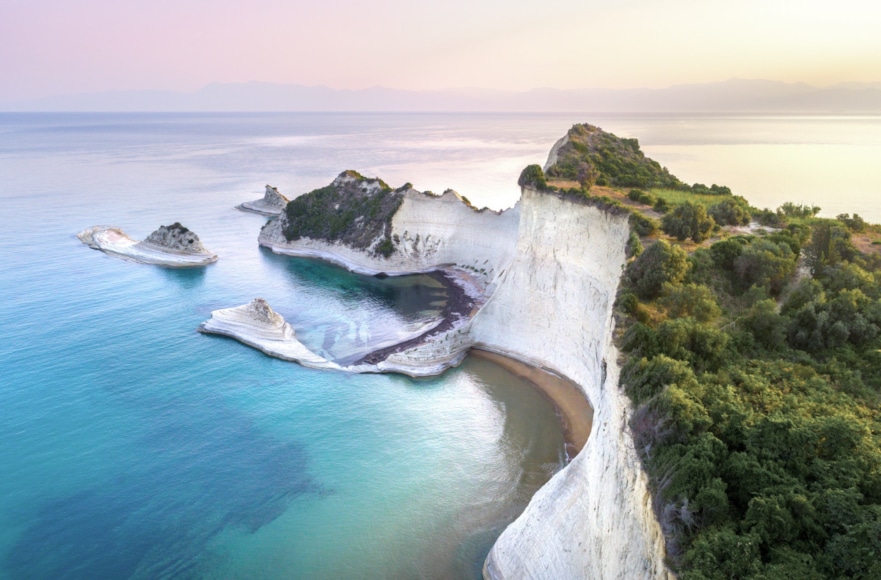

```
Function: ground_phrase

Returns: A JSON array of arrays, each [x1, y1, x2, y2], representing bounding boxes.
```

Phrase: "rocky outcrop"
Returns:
[[252, 171, 670, 577], [238, 185, 290, 215], [77, 224, 217, 267], [260, 188, 519, 287], [543, 134, 569, 172], [140, 222, 209, 254], [199, 298, 340, 369]]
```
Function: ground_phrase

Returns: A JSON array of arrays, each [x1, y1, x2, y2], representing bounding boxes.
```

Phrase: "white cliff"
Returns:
[[260, 188, 519, 288], [77, 223, 218, 267], [543, 135, 569, 172], [253, 178, 671, 578], [475, 188, 671, 579], [238, 185, 290, 215]]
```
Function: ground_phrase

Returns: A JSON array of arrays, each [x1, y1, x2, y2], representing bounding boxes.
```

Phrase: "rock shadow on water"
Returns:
[[3, 397, 327, 579], [258, 246, 448, 318], [158, 265, 206, 289]]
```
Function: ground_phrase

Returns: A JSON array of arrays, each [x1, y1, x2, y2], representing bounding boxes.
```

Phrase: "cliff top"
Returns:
[[545, 124, 684, 190], [281, 171, 403, 257]]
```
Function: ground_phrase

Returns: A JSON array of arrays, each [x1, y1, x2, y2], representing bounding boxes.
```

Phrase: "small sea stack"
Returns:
[[199, 298, 339, 369], [77, 223, 218, 267], [237, 185, 290, 215]]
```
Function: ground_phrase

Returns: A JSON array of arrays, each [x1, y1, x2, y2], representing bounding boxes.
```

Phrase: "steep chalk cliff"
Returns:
[[261, 187, 519, 287], [256, 176, 670, 577], [476, 188, 670, 579]]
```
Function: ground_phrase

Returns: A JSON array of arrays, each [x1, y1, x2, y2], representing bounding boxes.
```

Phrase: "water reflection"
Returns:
[[158, 265, 206, 289], [413, 357, 566, 578], [258, 247, 449, 363]]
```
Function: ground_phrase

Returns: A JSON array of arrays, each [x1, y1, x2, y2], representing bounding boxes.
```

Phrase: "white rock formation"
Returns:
[[260, 189, 519, 288], [475, 189, 671, 579], [77, 224, 218, 267], [255, 180, 671, 578], [544, 135, 569, 172], [199, 298, 340, 370], [238, 185, 290, 215]]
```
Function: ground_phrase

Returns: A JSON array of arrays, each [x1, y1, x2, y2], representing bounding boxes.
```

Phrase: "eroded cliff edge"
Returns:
[[477, 189, 670, 579], [258, 173, 671, 578]]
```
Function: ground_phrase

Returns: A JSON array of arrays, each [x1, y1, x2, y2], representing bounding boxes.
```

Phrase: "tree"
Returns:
[[733, 238, 797, 295], [660, 283, 721, 323], [662, 201, 716, 243], [517, 164, 547, 189], [627, 240, 690, 299], [710, 238, 746, 271], [709, 197, 752, 226], [576, 161, 599, 190]]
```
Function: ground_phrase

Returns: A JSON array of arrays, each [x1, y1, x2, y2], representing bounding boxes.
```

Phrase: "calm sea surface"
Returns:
[[0, 113, 878, 578]]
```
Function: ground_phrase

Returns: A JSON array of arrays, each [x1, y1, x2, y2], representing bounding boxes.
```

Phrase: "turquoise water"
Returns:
[[1, 113, 878, 578], [0, 114, 570, 578]]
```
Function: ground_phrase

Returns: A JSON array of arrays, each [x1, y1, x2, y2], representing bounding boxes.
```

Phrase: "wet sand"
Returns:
[[470, 349, 593, 459]]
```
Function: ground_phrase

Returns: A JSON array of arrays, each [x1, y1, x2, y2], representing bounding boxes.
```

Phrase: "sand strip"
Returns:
[[470, 348, 593, 460], [355, 269, 475, 365]]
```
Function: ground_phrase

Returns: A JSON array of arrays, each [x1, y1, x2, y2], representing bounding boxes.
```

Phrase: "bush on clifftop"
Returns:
[[518, 164, 547, 189]]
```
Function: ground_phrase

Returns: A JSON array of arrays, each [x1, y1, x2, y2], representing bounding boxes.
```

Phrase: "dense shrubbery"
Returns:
[[690, 183, 732, 196], [546, 124, 686, 189], [518, 164, 548, 189], [619, 219, 881, 578], [662, 202, 716, 243], [630, 212, 659, 237], [628, 188, 656, 205], [708, 197, 752, 226], [627, 239, 690, 299], [282, 173, 403, 257]]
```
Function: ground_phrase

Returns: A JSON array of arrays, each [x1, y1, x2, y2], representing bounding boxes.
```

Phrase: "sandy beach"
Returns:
[[470, 349, 593, 459]]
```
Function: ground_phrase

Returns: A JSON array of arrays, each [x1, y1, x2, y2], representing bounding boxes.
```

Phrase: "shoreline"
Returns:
[[354, 269, 476, 365], [469, 348, 593, 460]]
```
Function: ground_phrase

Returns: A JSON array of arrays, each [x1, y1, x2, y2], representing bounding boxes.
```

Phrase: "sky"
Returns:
[[2, 0, 880, 102]]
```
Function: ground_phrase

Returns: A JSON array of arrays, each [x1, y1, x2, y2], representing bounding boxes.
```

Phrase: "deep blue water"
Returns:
[[1, 112, 878, 578]]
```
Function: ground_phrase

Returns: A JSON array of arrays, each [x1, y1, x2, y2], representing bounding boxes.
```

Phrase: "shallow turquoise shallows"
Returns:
[[0, 113, 573, 579], [2, 113, 879, 578]]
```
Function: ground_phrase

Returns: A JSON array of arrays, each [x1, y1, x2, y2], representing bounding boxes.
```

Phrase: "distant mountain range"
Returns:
[[4, 79, 881, 113]]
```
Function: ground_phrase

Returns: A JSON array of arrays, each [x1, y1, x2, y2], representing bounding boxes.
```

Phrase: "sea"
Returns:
[[1, 113, 879, 579]]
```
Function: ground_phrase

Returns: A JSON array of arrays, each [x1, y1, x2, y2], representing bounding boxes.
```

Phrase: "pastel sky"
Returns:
[[2, 0, 880, 101]]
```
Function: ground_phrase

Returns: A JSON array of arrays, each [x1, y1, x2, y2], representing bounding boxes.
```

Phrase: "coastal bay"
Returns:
[[3, 112, 879, 578]]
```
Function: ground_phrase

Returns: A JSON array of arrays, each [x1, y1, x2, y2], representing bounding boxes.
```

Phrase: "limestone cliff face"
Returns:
[[259, 181, 670, 578], [475, 188, 671, 579], [261, 189, 519, 288]]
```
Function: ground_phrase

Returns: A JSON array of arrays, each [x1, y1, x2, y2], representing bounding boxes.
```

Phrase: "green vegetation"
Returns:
[[518, 164, 548, 189], [627, 240, 689, 300], [662, 202, 716, 243], [619, 213, 881, 578], [282, 171, 404, 257], [546, 124, 686, 189]]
